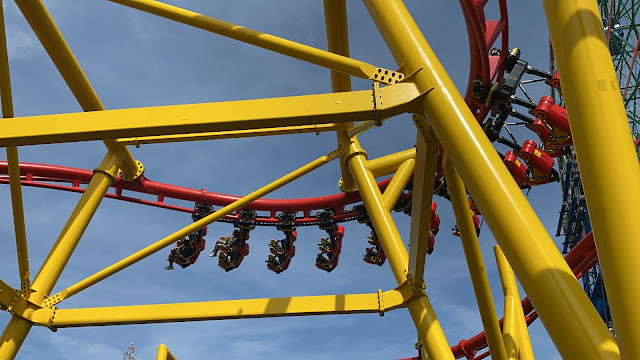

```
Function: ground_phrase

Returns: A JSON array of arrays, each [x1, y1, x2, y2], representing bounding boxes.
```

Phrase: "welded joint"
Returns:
[[344, 148, 368, 164], [370, 67, 405, 85], [412, 114, 438, 144], [41, 289, 67, 309], [116, 160, 145, 182], [325, 148, 343, 162], [373, 82, 384, 126], [404, 270, 427, 292], [20, 272, 30, 294], [338, 177, 357, 193], [377, 289, 384, 316]]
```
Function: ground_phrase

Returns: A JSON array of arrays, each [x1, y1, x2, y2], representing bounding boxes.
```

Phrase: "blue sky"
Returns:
[[0, 1, 568, 359]]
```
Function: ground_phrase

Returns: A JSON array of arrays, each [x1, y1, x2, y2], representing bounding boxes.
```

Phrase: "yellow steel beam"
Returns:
[[444, 160, 507, 360], [495, 246, 535, 360], [45, 289, 406, 328], [366, 148, 416, 178], [115, 124, 339, 146], [31, 151, 125, 297], [542, 1, 640, 358], [14, 0, 140, 178], [0, 316, 32, 360], [324, 0, 358, 193], [0, 1, 29, 285], [407, 115, 439, 285], [362, 0, 619, 358], [381, 159, 415, 210], [44, 150, 342, 307], [109, 0, 402, 85], [345, 140, 454, 360], [0, 83, 422, 147], [156, 345, 178, 360]]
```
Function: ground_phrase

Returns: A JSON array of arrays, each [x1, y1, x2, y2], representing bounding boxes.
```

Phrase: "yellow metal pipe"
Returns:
[[0, 1, 29, 283], [110, 0, 389, 83], [116, 124, 339, 145], [0, 83, 421, 146], [324, 0, 358, 192], [51, 150, 340, 304], [156, 345, 178, 360], [14, 0, 139, 178], [0, 315, 33, 360], [407, 117, 439, 285], [346, 143, 453, 360], [542, 1, 640, 357], [366, 148, 416, 178], [444, 161, 507, 360], [382, 159, 415, 211], [363, 0, 618, 357], [31, 150, 126, 296], [494, 246, 535, 360], [502, 294, 518, 360], [48, 290, 404, 327]]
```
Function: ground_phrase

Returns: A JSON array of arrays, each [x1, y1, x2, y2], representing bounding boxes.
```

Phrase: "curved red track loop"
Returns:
[[459, 0, 509, 122], [0, 161, 410, 226]]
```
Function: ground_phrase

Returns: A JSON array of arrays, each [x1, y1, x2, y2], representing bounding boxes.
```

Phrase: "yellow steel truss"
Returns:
[[0, 0, 637, 359]]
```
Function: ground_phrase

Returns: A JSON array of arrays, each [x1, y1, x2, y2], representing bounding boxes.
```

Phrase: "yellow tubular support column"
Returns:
[[14, 0, 140, 178], [495, 246, 535, 360], [346, 142, 453, 360], [49, 151, 340, 305], [502, 294, 518, 360], [362, 1, 618, 358], [109, 0, 393, 83], [31, 150, 125, 295], [381, 159, 415, 210], [323, 0, 358, 192], [444, 160, 507, 360], [0, 1, 29, 284], [542, 1, 640, 358], [156, 345, 178, 360], [0, 315, 33, 360]]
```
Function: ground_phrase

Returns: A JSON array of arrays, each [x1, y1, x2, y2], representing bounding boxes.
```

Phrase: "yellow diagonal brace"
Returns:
[[0, 83, 422, 146], [494, 246, 534, 360], [407, 115, 439, 286], [45, 289, 405, 328], [14, 0, 140, 179], [381, 159, 415, 210], [365, 148, 416, 178], [157, 345, 178, 360], [116, 124, 339, 146], [110, 0, 402, 85], [444, 160, 507, 360], [0, 2, 29, 284], [44, 150, 342, 307]]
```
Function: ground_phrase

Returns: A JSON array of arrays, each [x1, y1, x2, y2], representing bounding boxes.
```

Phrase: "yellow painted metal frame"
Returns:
[[156, 344, 178, 360], [0, 0, 637, 358]]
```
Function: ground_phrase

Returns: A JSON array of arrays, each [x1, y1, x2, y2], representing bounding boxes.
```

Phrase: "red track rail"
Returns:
[[459, 0, 509, 122], [0, 161, 404, 226]]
